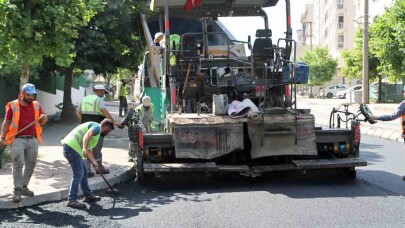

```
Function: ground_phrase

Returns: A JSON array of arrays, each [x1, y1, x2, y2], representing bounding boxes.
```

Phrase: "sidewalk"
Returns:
[[0, 101, 133, 209]]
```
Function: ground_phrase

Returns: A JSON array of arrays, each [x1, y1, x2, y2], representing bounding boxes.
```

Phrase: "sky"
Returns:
[[218, 0, 309, 43]]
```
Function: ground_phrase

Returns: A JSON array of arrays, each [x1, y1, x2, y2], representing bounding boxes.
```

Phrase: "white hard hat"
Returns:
[[93, 84, 109, 93], [154, 32, 164, 42], [142, 96, 151, 107]]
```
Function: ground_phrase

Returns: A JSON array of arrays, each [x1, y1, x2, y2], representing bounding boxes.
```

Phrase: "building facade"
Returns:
[[297, 0, 394, 94]]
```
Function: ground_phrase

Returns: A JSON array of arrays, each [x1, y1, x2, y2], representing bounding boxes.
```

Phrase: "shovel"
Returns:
[[0, 117, 43, 169]]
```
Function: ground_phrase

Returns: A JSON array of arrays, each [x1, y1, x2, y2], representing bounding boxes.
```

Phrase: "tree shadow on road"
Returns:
[[1, 206, 89, 227]]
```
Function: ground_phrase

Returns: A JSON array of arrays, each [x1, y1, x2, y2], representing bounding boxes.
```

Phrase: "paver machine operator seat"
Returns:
[[252, 29, 274, 79]]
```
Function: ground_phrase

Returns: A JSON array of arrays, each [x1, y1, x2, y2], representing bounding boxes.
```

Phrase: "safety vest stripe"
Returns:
[[34, 102, 39, 110], [74, 129, 86, 147], [10, 102, 19, 129]]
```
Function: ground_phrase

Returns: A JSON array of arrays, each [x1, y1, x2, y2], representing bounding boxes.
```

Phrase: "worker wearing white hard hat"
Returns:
[[154, 32, 165, 47], [135, 96, 155, 133]]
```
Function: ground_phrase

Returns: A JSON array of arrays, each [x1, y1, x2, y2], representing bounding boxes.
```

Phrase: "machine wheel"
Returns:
[[134, 149, 147, 185], [327, 93, 333, 98]]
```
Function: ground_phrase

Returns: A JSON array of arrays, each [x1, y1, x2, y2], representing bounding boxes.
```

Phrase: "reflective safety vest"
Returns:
[[4, 100, 42, 145], [135, 104, 154, 119], [401, 114, 405, 138], [170, 34, 181, 65], [61, 122, 100, 158], [80, 95, 103, 116], [119, 83, 127, 96]]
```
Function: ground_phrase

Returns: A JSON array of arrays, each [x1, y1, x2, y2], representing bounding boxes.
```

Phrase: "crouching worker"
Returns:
[[61, 119, 114, 209], [135, 96, 155, 133], [118, 102, 146, 162]]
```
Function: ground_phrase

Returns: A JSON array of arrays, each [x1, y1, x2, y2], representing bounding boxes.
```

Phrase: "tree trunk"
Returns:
[[377, 74, 382, 103], [60, 67, 78, 123], [20, 64, 30, 90]]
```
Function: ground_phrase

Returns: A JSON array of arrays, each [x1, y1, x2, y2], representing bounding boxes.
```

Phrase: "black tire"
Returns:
[[327, 93, 333, 99], [135, 149, 147, 185]]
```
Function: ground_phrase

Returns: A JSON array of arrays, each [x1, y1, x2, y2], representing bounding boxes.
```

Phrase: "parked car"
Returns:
[[336, 85, 363, 99], [323, 84, 348, 98]]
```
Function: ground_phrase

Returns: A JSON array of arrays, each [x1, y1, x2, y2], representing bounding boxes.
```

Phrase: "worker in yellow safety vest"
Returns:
[[135, 96, 155, 133], [61, 119, 114, 209], [77, 84, 117, 178]]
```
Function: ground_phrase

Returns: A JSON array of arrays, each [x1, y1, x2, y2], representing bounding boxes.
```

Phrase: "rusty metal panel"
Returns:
[[249, 113, 317, 158], [168, 113, 248, 125], [173, 124, 244, 159]]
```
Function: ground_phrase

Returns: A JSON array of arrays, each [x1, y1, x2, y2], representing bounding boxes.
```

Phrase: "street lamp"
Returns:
[[362, 0, 369, 104]]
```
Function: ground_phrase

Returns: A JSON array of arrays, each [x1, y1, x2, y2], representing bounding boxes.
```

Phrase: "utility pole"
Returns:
[[362, 0, 369, 104]]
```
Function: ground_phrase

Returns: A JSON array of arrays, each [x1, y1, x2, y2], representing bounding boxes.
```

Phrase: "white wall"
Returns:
[[36, 87, 86, 116]]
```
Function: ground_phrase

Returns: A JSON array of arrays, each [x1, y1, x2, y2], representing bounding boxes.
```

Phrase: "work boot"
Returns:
[[119, 108, 124, 117], [66, 201, 87, 209], [12, 189, 22, 202], [87, 172, 95, 178], [96, 168, 110, 175], [21, 186, 34, 196], [83, 195, 101, 203]]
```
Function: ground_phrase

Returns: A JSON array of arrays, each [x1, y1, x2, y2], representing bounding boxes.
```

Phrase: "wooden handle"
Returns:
[[182, 62, 192, 96], [4, 117, 42, 143]]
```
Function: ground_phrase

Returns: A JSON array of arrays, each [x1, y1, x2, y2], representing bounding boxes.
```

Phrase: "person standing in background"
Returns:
[[76, 84, 116, 177]]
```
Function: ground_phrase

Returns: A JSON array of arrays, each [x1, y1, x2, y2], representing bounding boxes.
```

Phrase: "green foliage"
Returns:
[[298, 47, 338, 86], [369, 0, 405, 80], [341, 28, 380, 81], [0, 57, 20, 86], [0, 0, 105, 75], [74, 0, 146, 75]]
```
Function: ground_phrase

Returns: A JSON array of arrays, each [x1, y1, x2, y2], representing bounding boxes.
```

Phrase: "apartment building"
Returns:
[[297, 0, 393, 90]]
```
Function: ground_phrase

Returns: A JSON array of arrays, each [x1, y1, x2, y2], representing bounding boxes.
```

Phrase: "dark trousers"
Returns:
[[119, 96, 128, 116]]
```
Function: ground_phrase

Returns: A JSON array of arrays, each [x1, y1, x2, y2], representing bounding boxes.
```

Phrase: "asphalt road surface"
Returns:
[[1, 135, 405, 228]]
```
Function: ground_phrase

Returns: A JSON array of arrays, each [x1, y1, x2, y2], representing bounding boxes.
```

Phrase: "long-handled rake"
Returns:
[[98, 171, 120, 195], [0, 117, 42, 169]]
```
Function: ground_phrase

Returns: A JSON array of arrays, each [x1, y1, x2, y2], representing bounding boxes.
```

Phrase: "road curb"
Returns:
[[0, 166, 134, 210]]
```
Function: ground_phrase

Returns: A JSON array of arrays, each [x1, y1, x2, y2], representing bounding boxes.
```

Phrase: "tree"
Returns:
[[341, 28, 380, 81], [0, 0, 104, 89], [60, 0, 146, 122], [369, 0, 405, 81], [341, 28, 382, 101], [299, 47, 338, 96]]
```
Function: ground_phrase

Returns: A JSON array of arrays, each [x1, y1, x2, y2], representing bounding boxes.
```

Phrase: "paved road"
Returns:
[[1, 136, 405, 227]]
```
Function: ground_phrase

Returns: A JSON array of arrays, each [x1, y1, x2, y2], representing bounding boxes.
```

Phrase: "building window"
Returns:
[[337, 0, 344, 9], [337, 35, 344, 48], [338, 16, 344, 29]]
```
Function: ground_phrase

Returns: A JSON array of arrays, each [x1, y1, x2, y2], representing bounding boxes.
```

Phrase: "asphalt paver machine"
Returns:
[[133, 0, 368, 184]]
